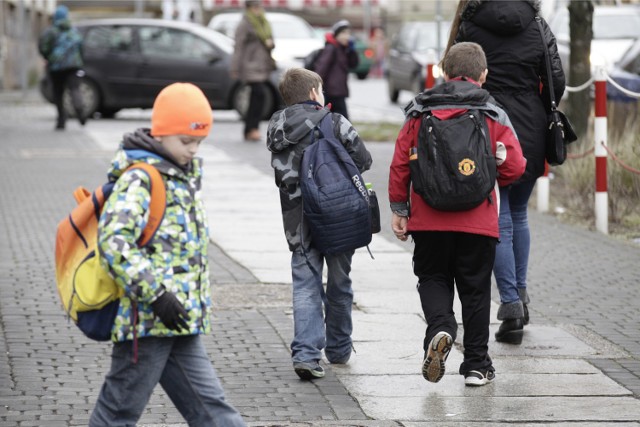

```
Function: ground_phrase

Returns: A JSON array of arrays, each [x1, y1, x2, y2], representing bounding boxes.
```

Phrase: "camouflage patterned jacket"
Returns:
[[267, 102, 372, 252], [98, 129, 211, 342]]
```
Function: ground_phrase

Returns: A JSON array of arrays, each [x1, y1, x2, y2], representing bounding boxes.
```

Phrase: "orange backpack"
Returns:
[[55, 163, 166, 340]]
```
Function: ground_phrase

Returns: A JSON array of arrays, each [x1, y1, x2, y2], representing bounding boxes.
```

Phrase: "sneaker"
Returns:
[[422, 331, 453, 383], [465, 369, 495, 386], [293, 361, 325, 380]]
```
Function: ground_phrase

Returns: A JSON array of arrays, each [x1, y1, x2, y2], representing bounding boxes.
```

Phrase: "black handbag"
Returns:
[[536, 17, 578, 165]]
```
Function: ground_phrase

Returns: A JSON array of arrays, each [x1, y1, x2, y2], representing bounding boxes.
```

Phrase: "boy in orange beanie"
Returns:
[[90, 83, 245, 426]]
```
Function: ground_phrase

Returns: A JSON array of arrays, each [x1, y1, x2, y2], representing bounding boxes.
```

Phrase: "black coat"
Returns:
[[314, 37, 359, 98], [456, 0, 566, 181]]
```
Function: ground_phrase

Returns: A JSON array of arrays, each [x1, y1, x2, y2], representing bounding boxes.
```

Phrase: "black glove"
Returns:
[[151, 291, 189, 332]]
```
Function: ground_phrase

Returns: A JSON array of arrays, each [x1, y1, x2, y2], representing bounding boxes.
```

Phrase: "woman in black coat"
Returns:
[[446, 0, 566, 344]]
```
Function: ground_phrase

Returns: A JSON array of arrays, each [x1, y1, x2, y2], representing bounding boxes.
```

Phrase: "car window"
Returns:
[[415, 23, 449, 52], [395, 25, 415, 53], [139, 27, 216, 61], [551, 9, 640, 40], [211, 20, 239, 38], [210, 13, 315, 40], [269, 18, 315, 39], [595, 14, 640, 40], [83, 25, 134, 52]]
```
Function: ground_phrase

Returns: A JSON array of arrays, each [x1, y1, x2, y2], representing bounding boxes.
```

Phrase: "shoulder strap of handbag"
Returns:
[[535, 16, 558, 110]]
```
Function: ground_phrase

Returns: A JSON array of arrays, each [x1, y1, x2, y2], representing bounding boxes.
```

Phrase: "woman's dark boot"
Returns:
[[495, 318, 524, 344], [496, 301, 524, 344], [518, 288, 530, 325]]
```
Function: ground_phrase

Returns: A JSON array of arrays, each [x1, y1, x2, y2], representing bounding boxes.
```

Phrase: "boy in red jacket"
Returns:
[[388, 42, 526, 386]]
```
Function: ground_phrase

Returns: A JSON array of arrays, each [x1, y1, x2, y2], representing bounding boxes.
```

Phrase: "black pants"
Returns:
[[325, 95, 348, 121], [244, 82, 266, 135], [412, 231, 496, 375], [49, 68, 84, 128]]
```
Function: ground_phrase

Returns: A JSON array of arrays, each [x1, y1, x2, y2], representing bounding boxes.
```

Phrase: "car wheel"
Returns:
[[63, 78, 100, 119], [387, 79, 399, 103], [232, 83, 275, 121], [356, 71, 369, 80]]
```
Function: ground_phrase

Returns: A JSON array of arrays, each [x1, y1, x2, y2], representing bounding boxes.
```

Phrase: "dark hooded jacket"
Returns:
[[314, 34, 359, 98], [38, 9, 83, 72], [456, 0, 565, 181], [267, 102, 372, 252]]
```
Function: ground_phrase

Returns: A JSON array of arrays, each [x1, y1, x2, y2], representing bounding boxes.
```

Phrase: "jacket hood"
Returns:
[[107, 128, 199, 181], [463, 0, 540, 36], [267, 103, 330, 153], [414, 78, 492, 109], [325, 33, 340, 47]]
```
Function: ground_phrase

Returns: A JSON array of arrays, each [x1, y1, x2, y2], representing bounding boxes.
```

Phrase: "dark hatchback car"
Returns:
[[40, 18, 282, 119], [386, 21, 450, 103]]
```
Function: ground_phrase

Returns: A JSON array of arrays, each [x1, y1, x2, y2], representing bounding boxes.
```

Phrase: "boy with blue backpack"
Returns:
[[267, 68, 372, 380], [389, 42, 526, 386]]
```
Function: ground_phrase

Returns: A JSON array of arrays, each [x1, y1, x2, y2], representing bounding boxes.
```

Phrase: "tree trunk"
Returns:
[[566, 0, 593, 139]]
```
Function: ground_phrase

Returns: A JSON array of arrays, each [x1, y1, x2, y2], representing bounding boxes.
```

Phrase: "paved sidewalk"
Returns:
[[1, 92, 640, 426]]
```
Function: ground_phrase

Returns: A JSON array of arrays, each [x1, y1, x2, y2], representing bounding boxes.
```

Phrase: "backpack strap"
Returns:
[[125, 163, 166, 247], [317, 112, 335, 139]]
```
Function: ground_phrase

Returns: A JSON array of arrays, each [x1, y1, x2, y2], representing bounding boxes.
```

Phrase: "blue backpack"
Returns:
[[300, 114, 372, 254]]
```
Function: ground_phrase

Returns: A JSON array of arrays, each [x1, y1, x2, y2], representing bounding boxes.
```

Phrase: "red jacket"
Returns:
[[388, 79, 526, 238]]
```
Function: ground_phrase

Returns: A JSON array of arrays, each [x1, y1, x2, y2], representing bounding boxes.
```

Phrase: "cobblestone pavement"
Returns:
[[1, 92, 639, 426]]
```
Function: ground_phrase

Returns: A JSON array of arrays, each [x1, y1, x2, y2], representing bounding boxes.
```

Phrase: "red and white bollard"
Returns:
[[594, 65, 608, 234]]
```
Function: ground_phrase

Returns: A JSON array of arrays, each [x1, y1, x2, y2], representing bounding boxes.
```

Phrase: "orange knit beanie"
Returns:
[[151, 83, 212, 137]]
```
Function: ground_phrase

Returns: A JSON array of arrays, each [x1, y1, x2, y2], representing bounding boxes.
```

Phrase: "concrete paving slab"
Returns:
[[356, 396, 640, 422], [491, 358, 601, 374], [351, 312, 428, 342], [331, 341, 465, 376], [340, 372, 631, 398], [488, 325, 600, 357]]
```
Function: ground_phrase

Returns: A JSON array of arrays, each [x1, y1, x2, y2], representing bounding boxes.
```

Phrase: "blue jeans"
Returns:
[[290, 248, 354, 364], [90, 335, 245, 427], [493, 179, 537, 305]]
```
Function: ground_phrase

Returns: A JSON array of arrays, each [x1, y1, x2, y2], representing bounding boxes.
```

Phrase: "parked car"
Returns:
[[39, 18, 283, 119], [548, 5, 640, 76], [607, 39, 640, 102], [208, 12, 323, 69], [312, 27, 374, 80], [386, 21, 450, 103]]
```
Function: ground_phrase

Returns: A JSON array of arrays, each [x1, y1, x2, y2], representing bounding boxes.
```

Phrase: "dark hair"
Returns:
[[279, 68, 323, 106], [442, 42, 487, 81]]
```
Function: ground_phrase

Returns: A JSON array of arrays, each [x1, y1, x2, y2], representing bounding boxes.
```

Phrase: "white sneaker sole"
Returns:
[[422, 332, 453, 383]]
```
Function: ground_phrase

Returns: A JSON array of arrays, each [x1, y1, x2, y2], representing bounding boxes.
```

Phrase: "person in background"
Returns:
[[38, 5, 86, 130], [314, 19, 359, 120], [230, 0, 276, 142], [447, 0, 566, 344], [370, 27, 388, 78]]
